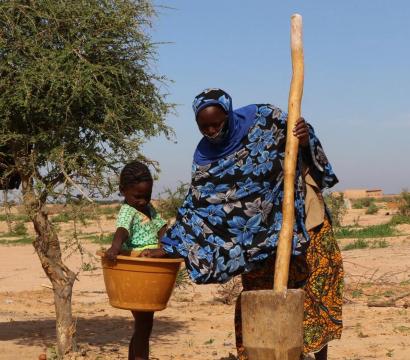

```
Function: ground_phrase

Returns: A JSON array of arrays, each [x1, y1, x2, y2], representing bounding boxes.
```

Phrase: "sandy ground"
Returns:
[[1, 206, 410, 359]]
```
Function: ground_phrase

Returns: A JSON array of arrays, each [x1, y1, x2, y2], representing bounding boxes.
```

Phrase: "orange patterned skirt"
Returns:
[[235, 216, 343, 357]]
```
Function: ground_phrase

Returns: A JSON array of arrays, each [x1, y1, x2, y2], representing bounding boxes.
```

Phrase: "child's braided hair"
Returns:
[[119, 161, 152, 192]]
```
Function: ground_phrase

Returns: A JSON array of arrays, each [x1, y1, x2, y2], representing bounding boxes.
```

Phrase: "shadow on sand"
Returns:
[[0, 315, 185, 349]]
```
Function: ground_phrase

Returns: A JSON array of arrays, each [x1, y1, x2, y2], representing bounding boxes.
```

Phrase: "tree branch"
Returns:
[[60, 163, 94, 203], [367, 292, 410, 308]]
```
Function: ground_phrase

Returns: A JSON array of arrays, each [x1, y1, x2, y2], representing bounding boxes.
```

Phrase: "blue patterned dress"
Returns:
[[162, 104, 337, 284]]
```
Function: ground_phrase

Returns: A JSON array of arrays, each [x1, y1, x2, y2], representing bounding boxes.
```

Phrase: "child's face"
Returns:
[[122, 181, 153, 211]]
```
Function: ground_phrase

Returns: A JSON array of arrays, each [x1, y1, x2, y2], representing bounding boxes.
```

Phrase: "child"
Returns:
[[106, 160, 167, 360]]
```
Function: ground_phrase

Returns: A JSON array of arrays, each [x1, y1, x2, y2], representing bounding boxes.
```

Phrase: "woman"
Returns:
[[144, 88, 343, 359]]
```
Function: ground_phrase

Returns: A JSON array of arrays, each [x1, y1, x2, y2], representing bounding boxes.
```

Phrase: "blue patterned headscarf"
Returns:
[[193, 89, 257, 165]]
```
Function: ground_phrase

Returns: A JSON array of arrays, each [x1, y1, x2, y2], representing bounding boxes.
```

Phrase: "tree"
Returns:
[[0, 1, 172, 357]]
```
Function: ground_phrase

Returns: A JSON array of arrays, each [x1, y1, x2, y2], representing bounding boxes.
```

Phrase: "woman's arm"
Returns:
[[157, 224, 167, 245], [139, 225, 168, 258]]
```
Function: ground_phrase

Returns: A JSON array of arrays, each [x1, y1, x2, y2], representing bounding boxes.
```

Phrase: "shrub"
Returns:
[[12, 222, 28, 236], [324, 193, 346, 228], [336, 223, 396, 239], [52, 212, 73, 223], [352, 197, 375, 209], [175, 269, 190, 289], [215, 276, 242, 305], [88, 233, 114, 244], [352, 289, 363, 298], [389, 214, 410, 225], [343, 239, 369, 251], [0, 213, 30, 222], [0, 236, 33, 245], [157, 182, 190, 220], [371, 239, 389, 248], [81, 262, 97, 272], [365, 203, 378, 215], [52, 209, 94, 225], [96, 205, 121, 216], [398, 190, 410, 216]]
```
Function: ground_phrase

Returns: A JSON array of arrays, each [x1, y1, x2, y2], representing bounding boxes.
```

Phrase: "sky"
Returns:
[[143, 1, 410, 196]]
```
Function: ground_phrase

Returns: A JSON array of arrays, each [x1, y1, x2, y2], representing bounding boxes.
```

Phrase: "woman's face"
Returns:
[[196, 105, 228, 138]]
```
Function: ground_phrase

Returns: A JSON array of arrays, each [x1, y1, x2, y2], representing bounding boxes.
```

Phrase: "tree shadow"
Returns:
[[0, 315, 186, 348], [218, 354, 238, 360]]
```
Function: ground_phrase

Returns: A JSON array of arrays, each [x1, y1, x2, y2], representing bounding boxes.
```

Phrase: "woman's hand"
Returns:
[[139, 248, 167, 258], [293, 117, 309, 147]]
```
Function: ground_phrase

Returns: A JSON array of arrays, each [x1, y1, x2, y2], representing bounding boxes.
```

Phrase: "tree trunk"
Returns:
[[20, 175, 77, 357]]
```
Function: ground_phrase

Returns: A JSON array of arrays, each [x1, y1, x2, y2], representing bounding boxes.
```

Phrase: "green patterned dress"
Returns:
[[116, 203, 166, 251]]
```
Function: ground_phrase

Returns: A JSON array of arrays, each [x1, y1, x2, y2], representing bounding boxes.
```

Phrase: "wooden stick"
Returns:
[[367, 291, 410, 308], [41, 283, 53, 290], [274, 14, 304, 293]]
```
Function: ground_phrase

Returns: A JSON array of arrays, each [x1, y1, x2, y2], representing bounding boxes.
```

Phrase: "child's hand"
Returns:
[[139, 248, 167, 258], [105, 246, 120, 262], [106, 228, 128, 262]]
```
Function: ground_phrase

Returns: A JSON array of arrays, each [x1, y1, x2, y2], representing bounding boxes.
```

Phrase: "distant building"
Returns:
[[343, 189, 383, 199]]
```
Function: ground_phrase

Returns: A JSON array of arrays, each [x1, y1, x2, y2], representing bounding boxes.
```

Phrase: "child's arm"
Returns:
[[105, 228, 129, 261]]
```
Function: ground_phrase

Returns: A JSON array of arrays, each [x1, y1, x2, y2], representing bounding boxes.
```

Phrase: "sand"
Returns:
[[0, 207, 409, 359]]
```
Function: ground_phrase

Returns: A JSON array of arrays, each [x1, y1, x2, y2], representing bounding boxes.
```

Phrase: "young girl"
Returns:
[[106, 161, 167, 360]]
